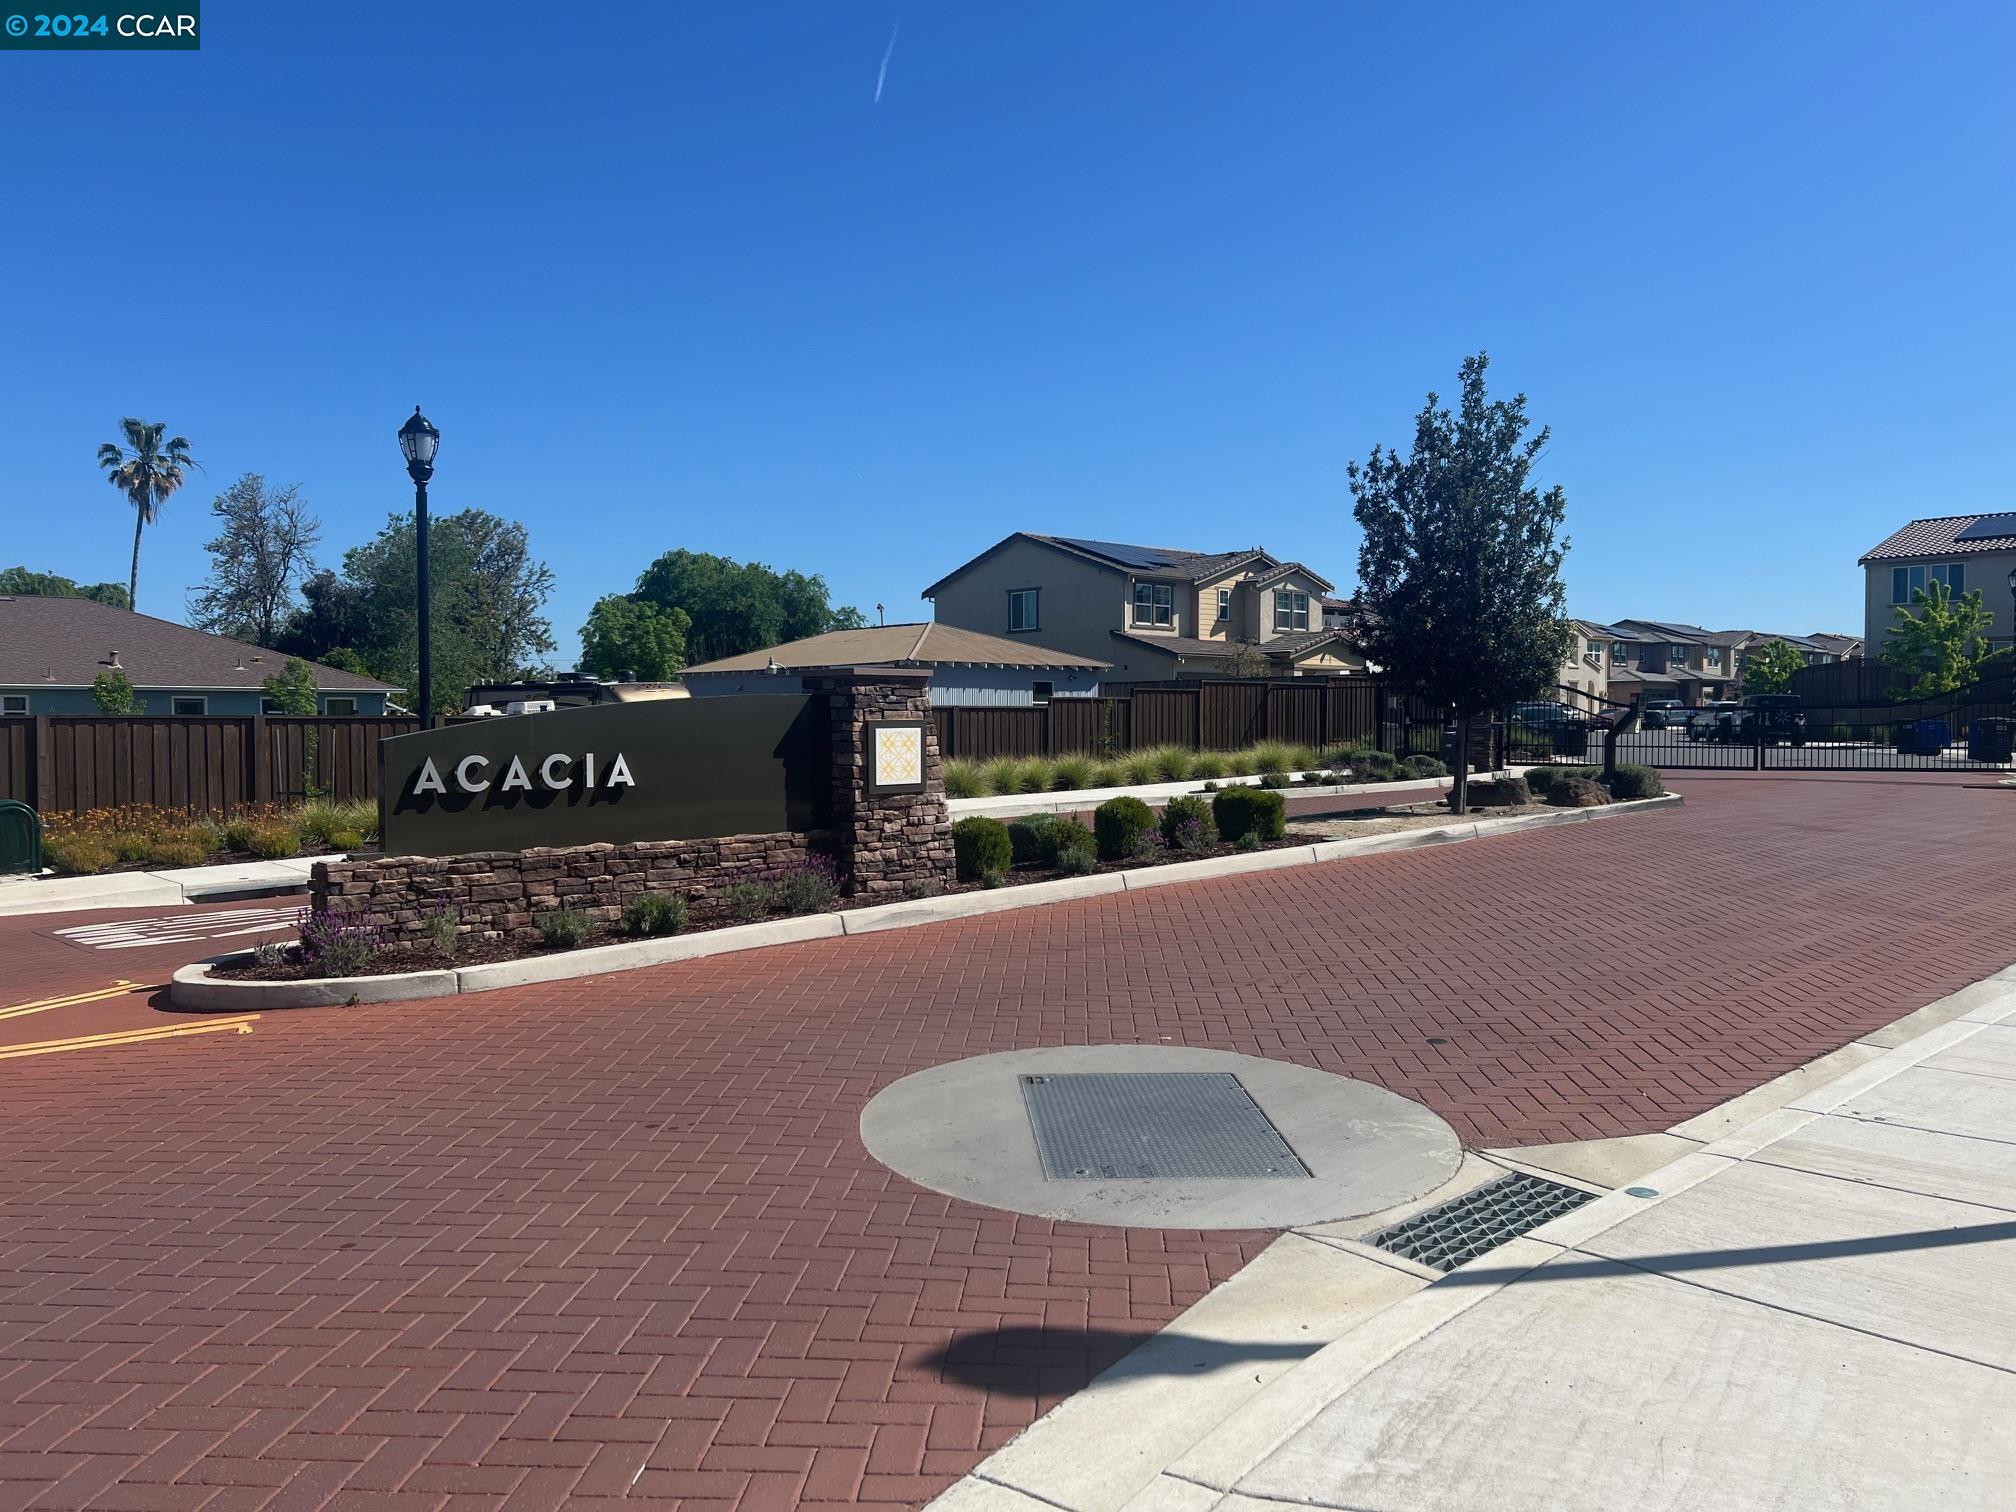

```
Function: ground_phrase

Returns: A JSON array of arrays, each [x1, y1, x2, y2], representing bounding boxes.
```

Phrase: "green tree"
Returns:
[[630, 549, 864, 662], [1741, 638, 1808, 695], [1220, 641, 1271, 678], [90, 668, 139, 714], [273, 571, 374, 665], [323, 510, 556, 715], [579, 595, 692, 681], [1349, 353, 1572, 814], [1881, 579, 2003, 699], [188, 475, 320, 645], [96, 419, 198, 613], [0, 566, 130, 608]]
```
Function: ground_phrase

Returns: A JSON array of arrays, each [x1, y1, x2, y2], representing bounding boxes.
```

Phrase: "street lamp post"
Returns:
[[397, 406, 441, 728]]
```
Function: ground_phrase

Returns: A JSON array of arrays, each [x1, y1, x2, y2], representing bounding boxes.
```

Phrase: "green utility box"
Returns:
[[0, 800, 41, 875]]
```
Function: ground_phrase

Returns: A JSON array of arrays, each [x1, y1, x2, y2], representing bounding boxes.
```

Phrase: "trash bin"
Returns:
[[0, 800, 40, 876], [1968, 718, 2014, 763], [1896, 718, 1952, 756]]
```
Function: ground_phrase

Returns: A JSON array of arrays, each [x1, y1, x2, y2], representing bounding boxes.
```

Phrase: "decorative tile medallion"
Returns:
[[870, 721, 926, 792]]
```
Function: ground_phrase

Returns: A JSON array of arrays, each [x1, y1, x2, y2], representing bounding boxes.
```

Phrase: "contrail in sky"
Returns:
[[874, 18, 900, 103]]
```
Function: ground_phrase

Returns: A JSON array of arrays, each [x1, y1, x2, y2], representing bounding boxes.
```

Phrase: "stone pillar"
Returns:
[[810, 668, 956, 897]]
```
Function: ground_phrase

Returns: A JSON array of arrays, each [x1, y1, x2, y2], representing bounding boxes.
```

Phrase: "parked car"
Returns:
[[1640, 699, 1690, 730], [1686, 701, 1743, 741], [1511, 701, 1578, 726], [1721, 693, 1807, 746]]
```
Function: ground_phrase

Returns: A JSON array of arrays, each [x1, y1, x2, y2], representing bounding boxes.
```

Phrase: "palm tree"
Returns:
[[97, 418, 198, 613]]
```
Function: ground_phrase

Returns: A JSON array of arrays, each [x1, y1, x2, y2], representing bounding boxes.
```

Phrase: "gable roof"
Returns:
[[0, 595, 397, 691], [1862, 514, 2016, 563], [1109, 628, 1357, 662], [921, 532, 1281, 598], [1243, 560, 1337, 593], [680, 622, 1108, 677]]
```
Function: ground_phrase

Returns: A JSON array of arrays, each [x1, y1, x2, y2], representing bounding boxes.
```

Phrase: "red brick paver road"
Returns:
[[3, 772, 2013, 1509]]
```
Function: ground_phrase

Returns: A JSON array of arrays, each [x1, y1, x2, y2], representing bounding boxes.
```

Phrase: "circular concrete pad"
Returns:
[[860, 1045, 1462, 1230]]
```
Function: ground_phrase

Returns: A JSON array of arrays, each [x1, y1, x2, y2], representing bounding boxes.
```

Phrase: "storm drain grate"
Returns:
[[1019, 1072, 1311, 1181], [1366, 1171, 1598, 1270]]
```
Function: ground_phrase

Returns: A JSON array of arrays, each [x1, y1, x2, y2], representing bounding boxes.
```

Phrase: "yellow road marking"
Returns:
[[0, 981, 147, 1021], [0, 1016, 258, 1061]]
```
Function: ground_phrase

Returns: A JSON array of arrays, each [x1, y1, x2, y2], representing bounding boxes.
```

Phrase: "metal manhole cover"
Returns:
[[1366, 1171, 1597, 1270], [1019, 1071, 1311, 1181]]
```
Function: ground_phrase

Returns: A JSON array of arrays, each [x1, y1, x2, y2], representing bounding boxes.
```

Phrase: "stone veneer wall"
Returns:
[[311, 670, 957, 937], [813, 671, 957, 898], [313, 831, 832, 945]]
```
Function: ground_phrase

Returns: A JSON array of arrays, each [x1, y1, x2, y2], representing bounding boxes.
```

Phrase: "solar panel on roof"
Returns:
[[1954, 514, 2016, 543], [1053, 537, 1179, 569]]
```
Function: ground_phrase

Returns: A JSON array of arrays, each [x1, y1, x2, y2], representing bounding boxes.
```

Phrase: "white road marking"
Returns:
[[53, 906, 301, 951]]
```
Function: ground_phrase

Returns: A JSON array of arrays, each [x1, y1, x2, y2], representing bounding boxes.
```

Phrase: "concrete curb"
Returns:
[[167, 794, 1681, 1010], [0, 855, 336, 919], [949, 770, 1493, 822]]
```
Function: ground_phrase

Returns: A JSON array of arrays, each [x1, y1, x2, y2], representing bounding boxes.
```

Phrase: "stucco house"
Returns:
[[1860, 513, 2016, 655], [0, 594, 398, 716], [678, 622, 1106, 706], [922, 534, 1366, 684]]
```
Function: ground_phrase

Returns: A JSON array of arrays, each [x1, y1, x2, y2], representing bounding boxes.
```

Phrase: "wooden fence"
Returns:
[[0, 715, 422, 817], [932, 680, 1449, 761]]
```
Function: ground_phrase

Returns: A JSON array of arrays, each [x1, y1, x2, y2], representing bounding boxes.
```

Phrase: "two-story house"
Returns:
[[922, 534, 1366, 685], [1721, 629, 1862, 682], [1860, 513, 2016, 655], [1580, 620, 1740, 706]]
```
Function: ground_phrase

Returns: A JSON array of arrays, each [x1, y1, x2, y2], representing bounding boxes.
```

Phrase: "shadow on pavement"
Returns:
[[1441, 1219, 2016, 1287], [925, 1325, 1321, 1398]]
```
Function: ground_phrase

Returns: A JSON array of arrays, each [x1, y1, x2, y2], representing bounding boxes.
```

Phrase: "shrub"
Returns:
[[1151, 746, 1194, 782], [1050, 819, 1096, 867], [111, 829, 159, 862], [1120, 749, 1162, 786], [245, 823, 301, 859], [328, 829, 366, 852], [942, 759, 986, 799], [1222, 747, 1262, 776], [1213, 787, 1287, 844], [622, 892, 687, 937], [1250, 740, 1295, 775], [143, 832, 214, 867], [535, 908, 593, 948], [1260, 772, 1292, 789], [296, 802, 348, 846], [422, 907, 462, 960], [1400, 754, 1448, 779], [1522, 764, 1562, 795], [1094, 796, 1155, 860], [1190, 751, 1231, 780], [1467, 776, 1532, 807], [1007, 814, 1060, 868], [251, 939, 290, 969], [1605, 763, 1666, 801], [953, 817, 1014, 882], [1351, 750, 1400, 782], [1048, 754, 1098, 792], [44, 833, 116, 875], [1549, 777, 1612, 808], [1234, 831, 1263, 852], [1283, 744, 1320, 773], [1054, 842, 1098, 876], [222, 817, 261, 854], [1010, 757, 1052, 794], [725, 879, 771, 922], [768, 859, 840, 915], [1159, 794, 1218, 853], [978, 757, 1024, 798], [1088, 760, 1125, 790], [299, 908, 382, 977]]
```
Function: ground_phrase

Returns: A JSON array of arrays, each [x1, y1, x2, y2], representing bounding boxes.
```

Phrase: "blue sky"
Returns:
[[4, 2, 2011, 657]]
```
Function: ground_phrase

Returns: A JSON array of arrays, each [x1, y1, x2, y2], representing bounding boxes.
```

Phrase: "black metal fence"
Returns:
[[1514, 681, 2016, 775]]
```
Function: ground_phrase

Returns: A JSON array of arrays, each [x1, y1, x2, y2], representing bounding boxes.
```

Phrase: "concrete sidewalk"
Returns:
[[1127, 975, 2016, 1511], [0, 854, 329, 917]]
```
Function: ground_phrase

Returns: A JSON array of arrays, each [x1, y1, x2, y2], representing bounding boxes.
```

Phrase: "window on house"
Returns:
[[1132, 582, 1174, 627], [1273, 590, 1310, 633], [1893, 563, 1965, 602], [1216, 588, 1231, 621], [1030, 680, 1054, 706], [1670, 644, 1690, 661], [171, 696, 207, 715], [1, 695, 26, 715], [1705, 647, 1723, 668], [324, 697, 357, 716], [260, 698, 283, 715], [1007, 589, 1040, 632], [1586, 640, 1603, 660], [1613, 641, 1631, 661]]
